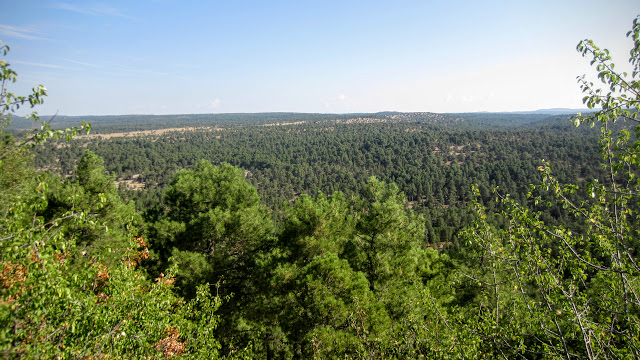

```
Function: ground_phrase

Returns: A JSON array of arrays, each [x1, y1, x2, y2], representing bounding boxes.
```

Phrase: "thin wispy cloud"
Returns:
[[52, 2, 136, 20], [94, 66, 169, 77], [62, 58, 101, 68], [12, 60, 67, 69], [0, 24, 50, 41], [87, 61, 169, 77]]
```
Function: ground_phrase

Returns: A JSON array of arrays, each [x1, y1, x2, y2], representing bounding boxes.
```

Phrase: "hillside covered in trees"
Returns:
[[1, 16, 640, 359], [27, 111, 604, 250]]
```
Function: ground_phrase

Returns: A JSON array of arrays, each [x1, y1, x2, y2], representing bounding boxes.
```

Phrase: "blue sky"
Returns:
[[1, 0, 638, 115]]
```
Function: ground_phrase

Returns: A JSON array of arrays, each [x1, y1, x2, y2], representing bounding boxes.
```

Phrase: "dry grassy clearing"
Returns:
[[115, 174, 145, 190], [78, 126, 223, 140], [262, 121, 306, 126]]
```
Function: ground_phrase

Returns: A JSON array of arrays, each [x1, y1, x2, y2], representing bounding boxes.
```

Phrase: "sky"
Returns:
[[1, 0, 639, 116]]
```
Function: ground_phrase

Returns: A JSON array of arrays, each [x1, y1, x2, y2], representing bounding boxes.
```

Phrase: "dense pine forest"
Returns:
[[1, 17, 640, 359], [27, 111, 604, 250]]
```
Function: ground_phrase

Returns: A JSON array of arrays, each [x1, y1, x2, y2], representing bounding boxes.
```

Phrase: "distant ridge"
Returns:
[[506, 108, 596, 115], [7, 110, 600, 133]]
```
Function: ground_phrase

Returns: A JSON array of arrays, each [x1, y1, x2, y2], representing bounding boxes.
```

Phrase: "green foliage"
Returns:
[[76, 150, 116, 194], [2, 15, 635, 358], [31, 109, 601, 243], [0, 44, 225, 359], [459, 16, 640, 359], [273, 253, 391, 358], [0, 134, 35, 221], [38, 150, 141, 267], [350, 177, 426, 293], [164, 161, 264, 221], [0, 147, 225, 358], [0, 42, 45, 132], [282, 191, 356, 260], [244, 177, 457, 358], [147, 160, 275, 299], [0, 226, 223, 358], [0, 41, 90, 160]]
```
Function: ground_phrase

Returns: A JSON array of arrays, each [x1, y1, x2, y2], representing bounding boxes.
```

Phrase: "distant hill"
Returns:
[[6, 110, 593, 133], [507, 108, 595, 115]]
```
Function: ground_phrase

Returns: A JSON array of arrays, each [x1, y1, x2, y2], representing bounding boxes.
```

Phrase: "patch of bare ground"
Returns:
[[76, 126, 223, 140], [116, 174, 145, 191], [37, 164, 59, 173], [56, 142, 89, 149], [407, 196, 428, 209], [262, 121, 305, 126], [448, 145, 467, 156], [334, 117, 390, 124], [427, 242, 452, 251]]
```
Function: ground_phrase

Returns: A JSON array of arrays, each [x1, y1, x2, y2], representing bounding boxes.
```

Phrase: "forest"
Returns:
[[1, 17, 639, 359], [27, 110, 604, 251]]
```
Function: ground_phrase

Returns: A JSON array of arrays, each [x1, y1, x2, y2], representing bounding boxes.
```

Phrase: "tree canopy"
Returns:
[[1, 14, 640, 359]]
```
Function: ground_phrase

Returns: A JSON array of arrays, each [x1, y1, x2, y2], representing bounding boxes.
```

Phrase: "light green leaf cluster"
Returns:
[[0, 47, 225, 359], [0, 42, 90, 159], [458, 15, 640, 359], [0, 153, 225, 358]]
